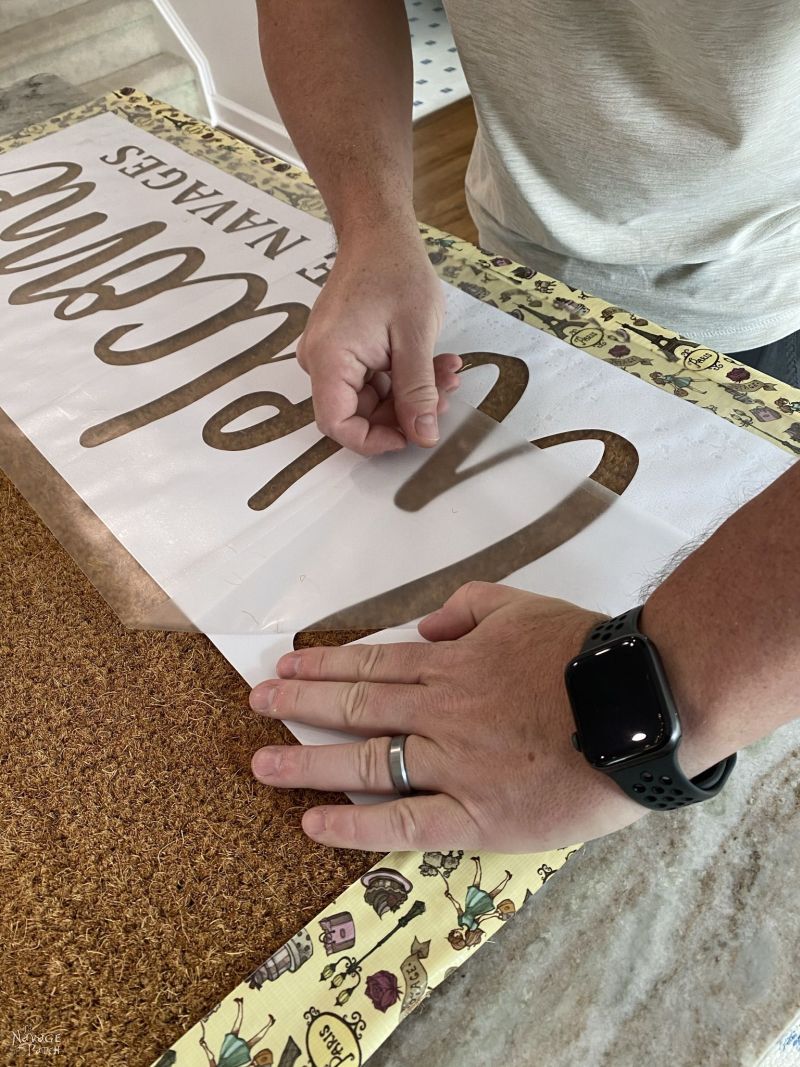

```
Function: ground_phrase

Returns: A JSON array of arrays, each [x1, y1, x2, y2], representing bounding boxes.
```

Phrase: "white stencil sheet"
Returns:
[[0, 113, 793, 789]]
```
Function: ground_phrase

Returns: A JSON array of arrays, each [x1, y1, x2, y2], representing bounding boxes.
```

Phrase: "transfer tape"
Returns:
[[2, 387, 687, 636]]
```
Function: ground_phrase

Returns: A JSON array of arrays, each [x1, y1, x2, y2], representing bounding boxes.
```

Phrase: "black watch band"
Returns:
[[581, 607, 737, 811]]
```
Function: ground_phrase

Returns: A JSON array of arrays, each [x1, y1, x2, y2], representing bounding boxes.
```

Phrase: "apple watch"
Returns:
[[564, 606, 737, 811]]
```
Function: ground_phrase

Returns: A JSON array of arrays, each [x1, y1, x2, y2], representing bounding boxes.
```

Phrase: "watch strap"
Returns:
[[583, 605, 646, 650], [611, 750, 737, 811], [581, 606, 737, 811]]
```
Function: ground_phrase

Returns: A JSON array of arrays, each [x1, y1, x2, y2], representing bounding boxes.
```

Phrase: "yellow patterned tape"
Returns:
[[415, 224, 800, 457], [3, 90, 798, 1067], [157, 847, 576, 1067]]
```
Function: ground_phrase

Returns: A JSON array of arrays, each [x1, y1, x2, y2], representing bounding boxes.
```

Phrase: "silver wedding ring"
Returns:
[[388, 735, 414, 796]]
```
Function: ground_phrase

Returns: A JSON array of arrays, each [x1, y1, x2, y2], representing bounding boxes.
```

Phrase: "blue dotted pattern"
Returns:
[[406, 0, 469, 118]]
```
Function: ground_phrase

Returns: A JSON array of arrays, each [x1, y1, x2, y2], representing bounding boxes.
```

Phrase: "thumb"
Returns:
[[390, 324, 441, 446], [418, 581, 524, 641]]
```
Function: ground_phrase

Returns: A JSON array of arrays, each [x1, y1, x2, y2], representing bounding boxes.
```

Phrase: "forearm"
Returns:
[[256, 0, 416, 241], [642, 461, 800, 775]]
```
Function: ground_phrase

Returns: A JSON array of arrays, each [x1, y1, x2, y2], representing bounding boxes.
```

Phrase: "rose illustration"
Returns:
[[727, 367, 750, 382], [365, 970, 401, 1013]]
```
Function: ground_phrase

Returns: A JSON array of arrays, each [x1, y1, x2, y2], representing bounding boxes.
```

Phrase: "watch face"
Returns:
[[566, 637, 671, 767]]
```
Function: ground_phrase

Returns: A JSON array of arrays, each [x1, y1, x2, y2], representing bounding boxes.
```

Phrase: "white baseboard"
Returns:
[[150, 0, 216, 114], [211, 94, 302, 168]]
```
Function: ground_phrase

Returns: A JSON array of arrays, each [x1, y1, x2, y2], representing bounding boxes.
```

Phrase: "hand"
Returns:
[[249, 583, 653, 853], [297, 224, 461, 455]]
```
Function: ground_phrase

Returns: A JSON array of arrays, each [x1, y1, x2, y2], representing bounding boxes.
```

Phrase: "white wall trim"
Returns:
[[150, 0, 217, 121], [146, 0, 300, 166], [212, 94, 301, 168]]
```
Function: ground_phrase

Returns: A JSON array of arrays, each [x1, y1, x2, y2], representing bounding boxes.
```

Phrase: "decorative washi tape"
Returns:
[[153, 847, 577, 1066]]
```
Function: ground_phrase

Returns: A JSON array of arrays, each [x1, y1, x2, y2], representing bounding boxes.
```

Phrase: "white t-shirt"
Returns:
[[443, 0, 800, 352]]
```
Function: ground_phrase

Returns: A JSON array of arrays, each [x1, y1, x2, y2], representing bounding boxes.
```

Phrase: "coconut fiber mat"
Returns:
[[0, 468, 381, 1064]]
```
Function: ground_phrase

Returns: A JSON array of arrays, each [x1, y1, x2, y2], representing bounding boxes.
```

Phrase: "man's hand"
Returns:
[[249, 583, 650, 853], [257, 0, 453, 453], [298, 226, 461, 455], [250, 461, 800, 852]]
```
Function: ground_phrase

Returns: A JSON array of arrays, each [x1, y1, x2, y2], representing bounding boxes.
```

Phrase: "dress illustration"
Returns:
[[199, 998, 276, 1067], [439, 857, 516, 949]]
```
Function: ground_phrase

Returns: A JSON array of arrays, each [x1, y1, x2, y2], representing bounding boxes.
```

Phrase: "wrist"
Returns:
[[334, 197, 419, 249], [333, 216, 436, 283], [640, 591, 734, 780]]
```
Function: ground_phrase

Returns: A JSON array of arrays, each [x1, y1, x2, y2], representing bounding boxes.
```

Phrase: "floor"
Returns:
[[0, 0, 205, 119], [405, 0, 478, 244], [413, 95, 478, 244], [406, 0, 470, 119]]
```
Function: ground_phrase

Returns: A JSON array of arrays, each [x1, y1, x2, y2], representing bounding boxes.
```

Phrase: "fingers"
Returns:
[[252, 734, 439, 795], [250, 677, 427, 736], [300, 793, 482, 851], [390, 322, 448, 447], [433, 351, 463, 391], [272, 641, 431, 684], [305, 352, 462, 457], [418, 581, 525, 641], [365, 355, 461, 429], [312, 362, 407, 455], [434, 352, 461, 414]]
